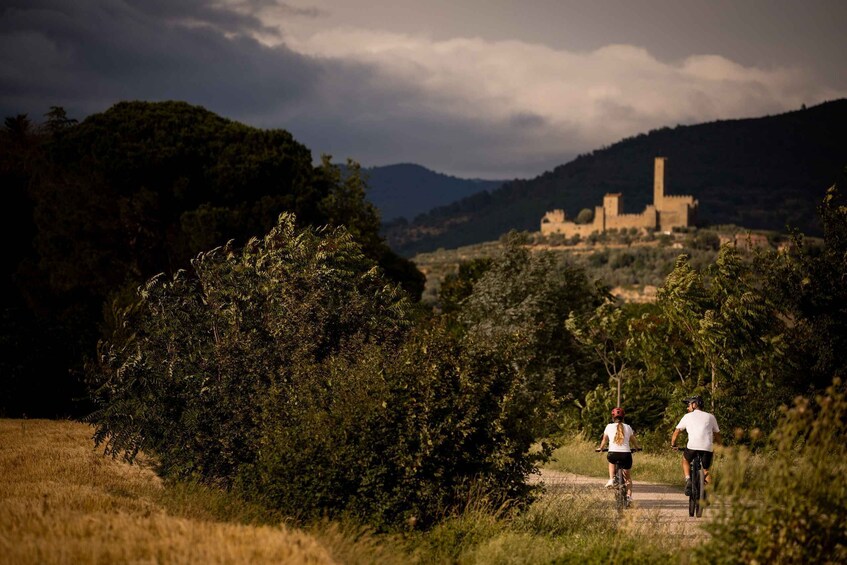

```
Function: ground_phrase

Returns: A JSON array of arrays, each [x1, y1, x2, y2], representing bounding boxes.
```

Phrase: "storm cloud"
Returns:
[[2, 0, 845, 178]]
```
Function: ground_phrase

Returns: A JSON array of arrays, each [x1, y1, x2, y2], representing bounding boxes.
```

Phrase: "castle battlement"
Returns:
[[540, 157, 698, 237]]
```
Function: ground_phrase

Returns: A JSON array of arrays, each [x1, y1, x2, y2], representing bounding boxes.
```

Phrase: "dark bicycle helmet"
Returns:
[[683, 395, 704, 408], [611, 407, 625, 419]]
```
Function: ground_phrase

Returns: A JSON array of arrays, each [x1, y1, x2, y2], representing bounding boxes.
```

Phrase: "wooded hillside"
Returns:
[[385, 99, 847, 256]]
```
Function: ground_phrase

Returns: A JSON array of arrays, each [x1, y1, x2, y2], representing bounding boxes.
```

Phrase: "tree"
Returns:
[[89, 215, 412, 497], [566, 299, 627, 407], [458, 236, 605, 421], [575, 208, 594, 224], [44, 106, 77, 134], [658, 245, 789, 432], [437, 257, 492, 315], [3, 114, 32, 142], [2, 101, 425, 417], [765, 179, 847, 392]]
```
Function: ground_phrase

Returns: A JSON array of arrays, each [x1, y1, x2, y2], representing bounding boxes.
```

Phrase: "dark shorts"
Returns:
[[607, 451, 633, 470], [683, 449, 714, 469]]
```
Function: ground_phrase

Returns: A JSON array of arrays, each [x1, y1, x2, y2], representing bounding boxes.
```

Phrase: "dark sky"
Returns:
[[2, 0, 845, 178]]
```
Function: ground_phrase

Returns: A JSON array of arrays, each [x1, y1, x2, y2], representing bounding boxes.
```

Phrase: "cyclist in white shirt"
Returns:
[[596, 407, 641, 502], [671, 395, 721, 495]]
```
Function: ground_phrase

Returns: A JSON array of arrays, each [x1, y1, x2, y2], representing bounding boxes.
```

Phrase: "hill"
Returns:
[[362, 163, 504, 221], [385, 99, 847, 256]]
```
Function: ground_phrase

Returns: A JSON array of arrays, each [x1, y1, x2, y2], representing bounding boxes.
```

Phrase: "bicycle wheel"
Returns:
[[688, 459, 700, 517], [695, 469, 706, 517], [615, 467, 626, 513]]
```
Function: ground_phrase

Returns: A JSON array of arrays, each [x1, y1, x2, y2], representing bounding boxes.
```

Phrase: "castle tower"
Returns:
[[654, 157, 666, 211], [603, 193, 623, 216]]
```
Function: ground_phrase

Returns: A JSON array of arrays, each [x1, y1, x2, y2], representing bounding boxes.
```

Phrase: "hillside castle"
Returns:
[[540, 157, 698, 237]]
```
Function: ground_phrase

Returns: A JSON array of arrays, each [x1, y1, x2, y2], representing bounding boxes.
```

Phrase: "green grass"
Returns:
[[399, 484, 682, 564], [544, 435, 683, 486]]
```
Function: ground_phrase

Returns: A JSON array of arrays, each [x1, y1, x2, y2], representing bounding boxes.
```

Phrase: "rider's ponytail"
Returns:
[[614, 422, 624, 445]]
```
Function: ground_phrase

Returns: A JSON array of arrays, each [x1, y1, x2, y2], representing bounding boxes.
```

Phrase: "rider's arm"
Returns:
[[671, 428, 681, 448], [630, 431, 641, 450], [713, 431, 722, 445], [598, 434, 608, 450]]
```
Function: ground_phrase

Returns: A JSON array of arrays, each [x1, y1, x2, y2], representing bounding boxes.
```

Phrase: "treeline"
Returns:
[[0, 101, 423, 418]]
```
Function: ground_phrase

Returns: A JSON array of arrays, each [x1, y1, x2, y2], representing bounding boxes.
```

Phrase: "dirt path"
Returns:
[[530, 468, 713, 538]]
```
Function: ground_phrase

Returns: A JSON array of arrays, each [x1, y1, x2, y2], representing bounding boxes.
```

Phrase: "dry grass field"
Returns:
[[0, 419, 337, 565], [0, 419, 712, 564]]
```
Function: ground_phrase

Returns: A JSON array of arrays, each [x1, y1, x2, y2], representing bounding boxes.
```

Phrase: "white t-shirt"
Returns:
[[675, 410, 720, 451], [603, 422, 634, 452]]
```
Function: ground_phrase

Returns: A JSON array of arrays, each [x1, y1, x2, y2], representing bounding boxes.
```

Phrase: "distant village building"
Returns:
[[719, 232, 771, 250], [540, 157, 698, 236]]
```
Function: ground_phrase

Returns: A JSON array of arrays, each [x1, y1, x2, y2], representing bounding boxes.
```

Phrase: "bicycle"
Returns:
[[674, 447, 707, 517], [596, 447, 641, 513]]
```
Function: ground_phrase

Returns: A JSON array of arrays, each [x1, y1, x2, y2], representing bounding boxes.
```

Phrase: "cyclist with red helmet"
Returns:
[[596, 407, 641, 502]]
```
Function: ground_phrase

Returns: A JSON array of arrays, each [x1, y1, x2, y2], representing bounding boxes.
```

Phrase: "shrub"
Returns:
[[698, 378, 847, 563], [88, 214, 413, 481], [88, 215, 555, 529]]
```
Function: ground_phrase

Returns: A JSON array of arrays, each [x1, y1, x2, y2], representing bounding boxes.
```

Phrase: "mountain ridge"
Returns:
[[361, 162, 505, 222], [384, 99, 847, 256]]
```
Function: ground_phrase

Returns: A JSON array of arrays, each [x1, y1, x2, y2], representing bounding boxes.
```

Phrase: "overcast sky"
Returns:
[[2, 0, 845, 178]]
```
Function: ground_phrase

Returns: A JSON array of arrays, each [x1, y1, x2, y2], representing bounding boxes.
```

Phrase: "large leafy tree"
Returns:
[[89, 214, 413, 484], [458, 237, 605, 433], [765, 179, 847, 392], [657, 245, 790, 433], [2, 101, 423, 417]]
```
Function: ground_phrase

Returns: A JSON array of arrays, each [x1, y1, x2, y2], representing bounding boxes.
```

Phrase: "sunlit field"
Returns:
[[2, 419, 701, 564], [0, 419, 334, 565]]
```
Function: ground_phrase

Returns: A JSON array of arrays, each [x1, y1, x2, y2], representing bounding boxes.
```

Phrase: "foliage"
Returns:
[[458, 236, 606, 410], [765, 179, 847, 392], [575, 207, 594, 224], [657, 245, 790, 437], [88, 216, 558, 529], [566, 299, 629, 407], [88, 215, 411, 492], [1, 101, 423, 417], [698, 379, 847, 564], [436, 258, 492, 315]]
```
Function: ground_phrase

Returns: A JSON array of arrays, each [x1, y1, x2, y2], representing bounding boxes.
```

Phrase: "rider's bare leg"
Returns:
[[623, 469, 632, 496], [608, 462, 615, 480], [682, 456, 691, 479]]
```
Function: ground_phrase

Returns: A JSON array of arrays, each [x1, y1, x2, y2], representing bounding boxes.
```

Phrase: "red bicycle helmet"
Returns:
[[611, 407, 625, 419]]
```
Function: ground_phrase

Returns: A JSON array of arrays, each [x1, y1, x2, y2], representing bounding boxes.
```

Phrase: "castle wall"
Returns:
[[658, 195, 698, 231], [540, 206, 604, 237], [605, 206, 657, 231]]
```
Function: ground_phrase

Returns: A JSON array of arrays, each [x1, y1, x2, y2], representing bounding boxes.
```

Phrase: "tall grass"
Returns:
[[0, 419, 334, 564]]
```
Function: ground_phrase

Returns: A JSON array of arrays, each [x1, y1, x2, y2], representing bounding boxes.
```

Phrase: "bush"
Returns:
[[698, 378, 847, 563], [88, 215, 554, 529], [89, 214, 413, 482]]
